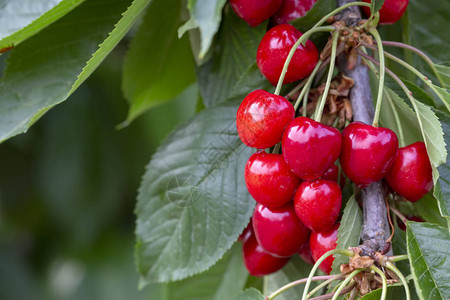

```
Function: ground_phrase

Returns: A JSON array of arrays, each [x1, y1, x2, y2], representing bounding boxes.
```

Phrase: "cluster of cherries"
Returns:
[[230, 0, 425, 277]]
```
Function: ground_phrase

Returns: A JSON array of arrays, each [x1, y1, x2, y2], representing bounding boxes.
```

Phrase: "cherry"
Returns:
[[272, 0, 317, 25], [309, 223, 339, 274], [321, 164, 345, 189], [385, 142, 433, 202], [237, 90, 295, 148], [298, 242, 315, 265], [398, 215, 425, 231], [362, 0, 409, 25], [253, 202, 310, 257], [243, 230, 290, 276], [238, 220, 253, 242], [230, 0, 283, 27], [294, 179, 342, 232], [282, 117, 342, 180], [256, 24, 319, 86], [245, 151, 301, 208], [340, 122, 398, 188]]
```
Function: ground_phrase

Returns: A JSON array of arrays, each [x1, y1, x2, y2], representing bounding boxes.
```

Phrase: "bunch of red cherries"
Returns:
[[231, 0, 424, 277]]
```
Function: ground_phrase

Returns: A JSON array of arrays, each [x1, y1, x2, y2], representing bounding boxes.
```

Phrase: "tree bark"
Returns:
[[335, 0, 391, 256]]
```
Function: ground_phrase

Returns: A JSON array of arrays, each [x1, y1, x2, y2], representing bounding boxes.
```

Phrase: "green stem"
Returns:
[[385, 89, 406, 147], [312, 1, 371, 30], [274, 26, 334, 95], [370, 28, 386, 127], [294, 61, 323, 111], [386, 261, 411, 300], [370, 265, 387, 300], [314, 31, 340, 122], [306, 274, 345, 299], [309, 284, 355, 300], [301, 249, 354, 300], [331, 269, 362, 300], [303, 84, 310, 117], [272, 143, 281, 154], [389, 254, 409, 262], [266, 275, 334, 300]]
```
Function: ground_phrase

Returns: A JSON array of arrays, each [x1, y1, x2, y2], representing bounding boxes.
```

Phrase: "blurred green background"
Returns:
[[0, 40, 197, 299]]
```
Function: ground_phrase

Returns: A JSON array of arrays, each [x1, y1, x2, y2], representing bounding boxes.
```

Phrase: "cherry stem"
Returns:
[[272, 142, 281, 154], [274, 26, 335, 96], [370, 265, 387, 300], [389, 206, 408, 224], [309, 283, 355, 300], [286, 78, 309, 99], [265, 275, 335, 300], [331, 269, 361, 300], [306, 274, 346, 298], [365, 43, 450, 113], [301, 249, 354, 300], [389, 254, 409, 262], [312, 1, 371, 30], [314, 31, 340, 122], [386, 261, 411, 300], [294, 61, 323, 110], [381, 40, 446, 88], [369, 28, 385, 127], [303, 83, 310, 117]]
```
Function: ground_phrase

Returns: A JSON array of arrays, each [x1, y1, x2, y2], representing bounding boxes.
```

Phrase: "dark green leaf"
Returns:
[[233, 288, 264, 300], [407, 222, 450, 299], [122, 0, 195, 124], [370, 0, 386, 15], [135, 102, 254, 284], [0, 0, 152, 143], [331, 196, 362, 274], [0, 0, 84, 49], [178, 0, 227, 59], [392, 224, 409, 275], [197, 10, 268, 107]]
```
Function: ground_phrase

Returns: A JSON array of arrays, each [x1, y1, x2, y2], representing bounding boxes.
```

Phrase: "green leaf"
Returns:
[[121, 0, 195, 124], [233, 288, 264, 300], [0, 0, 152, 143], [0, 0, 84, 49], [407, 222, 450, 300], [197, 9, 268, 107], [330, 196, 362, 274], [265, 256, 315, 300], [135, 101, 254, 284], [178, 0, 227, 59], [433, 85, 450, 111], [359, 282, 418, 300], [148, 245, 248, 300], [396, 195, 448, 228], [370, 0, 386, 15], [434, 63, 450, 89]]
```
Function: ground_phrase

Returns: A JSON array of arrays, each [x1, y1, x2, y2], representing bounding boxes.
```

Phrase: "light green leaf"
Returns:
[[197, 9, 268, 107], [121, 0, 195, 124], [135, 102, 254, 284], [434, 63, 450, 89], [0, 0, 85, 49], [0, 0, 152, 143], [407, 222, 450, 300], [233, 288, 264, 300], [433, 84, 450, 111], [330, 196, 362, 274], [370, 0, 386, 15], [178, 0, 227, 59]]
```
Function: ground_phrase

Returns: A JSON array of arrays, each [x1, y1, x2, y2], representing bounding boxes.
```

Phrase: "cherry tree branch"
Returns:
[[335, 0, 391, 256]]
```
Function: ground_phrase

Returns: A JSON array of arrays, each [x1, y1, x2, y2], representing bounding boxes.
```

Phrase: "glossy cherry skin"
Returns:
[[340, 122, 398, 188], [237, 90, 295, 148], [398, 215, 425, 231], [282, 117, 342, 180], [362, 0, 409, 25], [385, 142, 433, 202], [309, 223, 339, 274], [230, 0, 283, 27], [238, 220, 253, 242], [272, 0, 317, 25], [321, 164, 345, 189], [294, 180, 342, 232], [253, 203, 310, 257], [298, 242, 315, 265], [257, 24, 319, 86], [243, 231, 290, 276], [245, 151, 301, 208]]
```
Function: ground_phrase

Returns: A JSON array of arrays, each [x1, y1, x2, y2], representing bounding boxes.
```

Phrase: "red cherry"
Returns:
[[230, 0, 283, 27], [282, 117, 342, 180], [294, 179, 342, 232], [243, 231, 290, 276], [340, 122, 398, 188], [309, 223, 339, 274], [298, 242, 315, 265], [272, 0, 317, 25], [321, 164, 345, 189], [398, 215, 425, 231], [245, 151, 301, 208], [385, 142, 433, 202], [253, 202, 310, 257], [256, 24, 319, 86], [237, 90, 295, 148], [238, 220, 253, 242], [362, 0, 409, 25]]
